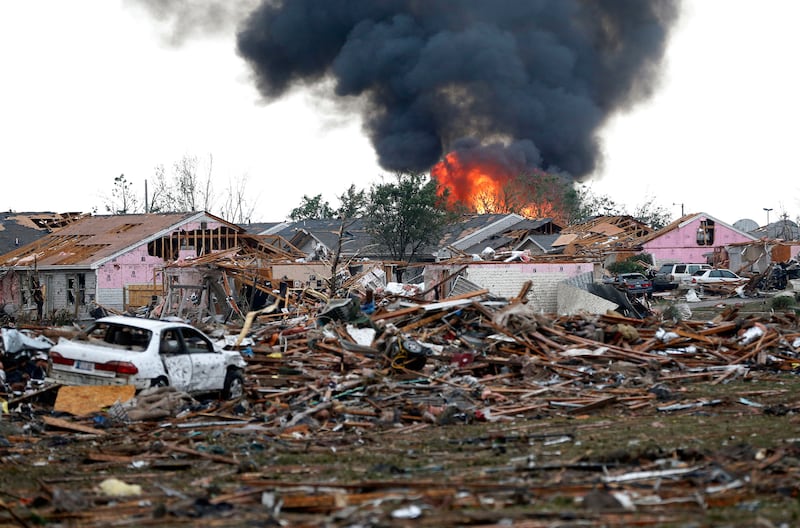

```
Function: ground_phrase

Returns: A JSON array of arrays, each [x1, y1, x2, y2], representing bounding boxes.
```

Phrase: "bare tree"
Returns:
[[104, 174, 141, 214], [173, 155, 199, 211], [102, 153, 260, 219], [147, 164, 170, 212], [220, 173, 258, 223]]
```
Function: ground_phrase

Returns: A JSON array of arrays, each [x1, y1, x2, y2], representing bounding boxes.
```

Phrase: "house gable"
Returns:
[[639, 212, 757, 265]]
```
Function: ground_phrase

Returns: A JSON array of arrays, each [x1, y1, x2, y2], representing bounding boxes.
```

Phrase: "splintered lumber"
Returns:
[[565, 395, 618, 414], [164, 442, 239, 465], [370, 305, 423, 322], [399, 311, 449, 332], [42, 416, 107, 436], [420, 265, 468, 297], [512, 280, 533, 303], [468, 300, 546, 357]]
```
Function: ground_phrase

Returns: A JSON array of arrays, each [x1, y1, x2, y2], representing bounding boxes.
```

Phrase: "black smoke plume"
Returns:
[[238, 0, 681, 177]]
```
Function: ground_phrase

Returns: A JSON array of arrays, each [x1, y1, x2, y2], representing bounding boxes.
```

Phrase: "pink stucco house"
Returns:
[[638, 212, 757, 266], [0, 212, 243, 321]]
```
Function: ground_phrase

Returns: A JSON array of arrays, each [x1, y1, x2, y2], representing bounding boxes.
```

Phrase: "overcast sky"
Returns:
[[1, 1, 798, 226]]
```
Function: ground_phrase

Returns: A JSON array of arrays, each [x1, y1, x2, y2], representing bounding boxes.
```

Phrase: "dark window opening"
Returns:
[[696, 220, 715, 246]]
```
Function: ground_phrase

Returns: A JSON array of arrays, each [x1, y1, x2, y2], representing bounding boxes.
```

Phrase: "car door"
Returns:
[[180, 327, 227, 393], [159, 328, 193, 391]]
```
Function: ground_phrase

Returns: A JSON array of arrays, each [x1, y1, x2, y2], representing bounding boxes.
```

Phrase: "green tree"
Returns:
[[632, 196, 673, 230], [336, 184, 366, 219], [365, 172, 452, 263], [569, 185, 625, 223], [289, 194, 334, 220]]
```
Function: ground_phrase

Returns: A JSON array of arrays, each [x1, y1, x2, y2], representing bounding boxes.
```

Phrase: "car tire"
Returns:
[[151, 376, 169, 388], [222, 369, 244, 400]]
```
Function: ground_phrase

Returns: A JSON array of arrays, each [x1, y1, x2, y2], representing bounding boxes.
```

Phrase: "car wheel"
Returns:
[[151, 376, 169, 388], [222, 370, 244, 400]]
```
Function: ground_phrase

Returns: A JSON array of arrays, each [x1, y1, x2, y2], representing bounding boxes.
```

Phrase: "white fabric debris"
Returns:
[[739, 325, 764, 345], [655, 328, 679, 343]]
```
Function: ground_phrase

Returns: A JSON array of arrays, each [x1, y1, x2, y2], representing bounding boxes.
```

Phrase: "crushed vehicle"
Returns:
[[47, 315, 246, 399], [1, 328, 54, 393]]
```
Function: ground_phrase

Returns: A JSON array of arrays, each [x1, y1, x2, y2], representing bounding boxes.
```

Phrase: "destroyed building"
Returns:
[[0, 212, 245, 320], [0, 211, 87, 255], [549, 215, 652, 265]]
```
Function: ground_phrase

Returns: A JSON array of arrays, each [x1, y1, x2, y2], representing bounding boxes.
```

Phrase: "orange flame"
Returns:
[[431, 152, 513, 213], [431, 151, 555, 218]]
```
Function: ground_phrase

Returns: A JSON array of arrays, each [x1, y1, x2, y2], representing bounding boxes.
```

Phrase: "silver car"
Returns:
[[48, 316, 247, 399]]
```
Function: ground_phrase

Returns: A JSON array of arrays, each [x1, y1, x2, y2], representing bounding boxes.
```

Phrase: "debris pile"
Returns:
[[2, 287, 800, 526]]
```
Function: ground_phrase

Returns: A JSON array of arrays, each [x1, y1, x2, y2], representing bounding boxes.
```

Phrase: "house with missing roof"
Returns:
[[0, 212, 244, 321]]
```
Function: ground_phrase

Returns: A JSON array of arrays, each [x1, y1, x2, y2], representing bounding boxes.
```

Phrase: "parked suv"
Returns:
[[653, 263, 711, 291]]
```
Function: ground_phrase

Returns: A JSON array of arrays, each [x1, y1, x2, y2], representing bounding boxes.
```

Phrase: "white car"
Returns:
[[48, 316, 247, 399], [690, 268, 747, 285]]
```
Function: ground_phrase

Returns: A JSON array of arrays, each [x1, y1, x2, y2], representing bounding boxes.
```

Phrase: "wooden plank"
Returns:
[[370, 305, 423, 322], [42, 415, 107, 435]]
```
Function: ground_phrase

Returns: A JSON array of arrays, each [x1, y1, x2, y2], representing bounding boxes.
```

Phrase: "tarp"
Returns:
[[1, 328, 54, 355]]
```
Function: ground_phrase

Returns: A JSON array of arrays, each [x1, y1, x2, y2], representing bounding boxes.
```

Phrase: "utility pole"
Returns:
[[763, 207, 773, 226]]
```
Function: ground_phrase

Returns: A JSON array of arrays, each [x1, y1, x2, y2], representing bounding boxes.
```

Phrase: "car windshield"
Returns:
[[78, 322, 152, 352], [692, 270, 707, 276]]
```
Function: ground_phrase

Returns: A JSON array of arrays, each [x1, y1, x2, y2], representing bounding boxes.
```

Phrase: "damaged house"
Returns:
[[0, 212, 245, 321], [0, 211, 87, 256], [549, 215, 653, 266], [432, 213, 562, 261], [422, 215, 659, 317], [636, 212, 757, 267]]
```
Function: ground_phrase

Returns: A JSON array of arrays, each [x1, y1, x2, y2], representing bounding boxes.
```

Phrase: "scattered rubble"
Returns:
[[2, 283, 800, 526]]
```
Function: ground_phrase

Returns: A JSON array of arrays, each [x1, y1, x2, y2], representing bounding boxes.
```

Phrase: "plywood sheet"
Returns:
[[54, 385, 136, 416]]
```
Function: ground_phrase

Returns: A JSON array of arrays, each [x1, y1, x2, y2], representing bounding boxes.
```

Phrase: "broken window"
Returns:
[[696, 220, 715, 246], [66, 274, 86, 306]]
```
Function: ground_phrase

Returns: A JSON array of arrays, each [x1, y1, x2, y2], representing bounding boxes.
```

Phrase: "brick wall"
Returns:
[[425, 261, 599, 313]]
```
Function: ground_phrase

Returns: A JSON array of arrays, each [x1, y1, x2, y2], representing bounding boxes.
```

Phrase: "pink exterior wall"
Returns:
[[96, 220, 226, 289], [0, 271, 20, 307], [643, 216, 754, 265], [97, 244, 164, 288]]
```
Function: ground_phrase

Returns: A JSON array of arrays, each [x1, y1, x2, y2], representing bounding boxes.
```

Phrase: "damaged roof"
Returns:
[[551, 215, 653, 255], [0, 211, 87, 257], [244, 214, 563, 262], [268, 218, 387, 258], [0, 212, 241, 269]]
